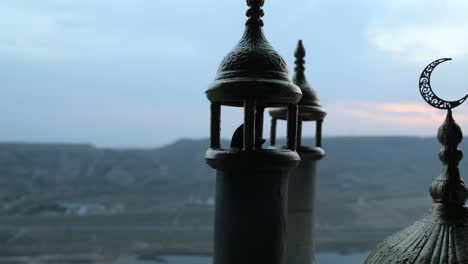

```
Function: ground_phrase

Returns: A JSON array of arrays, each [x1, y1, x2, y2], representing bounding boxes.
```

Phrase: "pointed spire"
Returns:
[[292, 40, 311, 95], [430, 109, 467, 205], [246, 0, 265, 27], [292, 40, 324, 111], [269, 40, 326, 123], [294, 40, 306, 78]]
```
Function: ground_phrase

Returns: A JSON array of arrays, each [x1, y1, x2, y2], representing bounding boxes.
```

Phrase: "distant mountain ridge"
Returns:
[[0, 137, 466, 227]]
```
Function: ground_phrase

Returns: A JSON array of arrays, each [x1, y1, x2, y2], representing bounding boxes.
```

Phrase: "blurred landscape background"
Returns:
[[0, 137, 465, 262], [1, 0, 468, 263]]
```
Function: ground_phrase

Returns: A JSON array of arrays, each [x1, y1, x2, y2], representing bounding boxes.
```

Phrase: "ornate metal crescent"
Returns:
[[419, 58, 468, 110]]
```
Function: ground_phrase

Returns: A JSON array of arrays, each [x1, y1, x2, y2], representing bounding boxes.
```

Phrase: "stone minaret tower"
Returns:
[[205, 1, 302, 263], [270, 40, 326, 264]]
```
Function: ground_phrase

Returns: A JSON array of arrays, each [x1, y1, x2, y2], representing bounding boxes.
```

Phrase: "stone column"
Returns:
[[207, 150, 300, 264], [286, 147, 324, 264]]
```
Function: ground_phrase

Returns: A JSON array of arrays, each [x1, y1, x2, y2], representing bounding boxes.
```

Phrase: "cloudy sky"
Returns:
[[1, 0, 467, 147]]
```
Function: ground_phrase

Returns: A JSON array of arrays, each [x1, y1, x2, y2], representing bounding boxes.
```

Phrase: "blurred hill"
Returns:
[[0, 137, 465, 229]]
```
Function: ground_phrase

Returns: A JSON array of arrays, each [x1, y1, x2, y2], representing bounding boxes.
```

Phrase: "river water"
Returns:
[[99, 252, 369, 264]]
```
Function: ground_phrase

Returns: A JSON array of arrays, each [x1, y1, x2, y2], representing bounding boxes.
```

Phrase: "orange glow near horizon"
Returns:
[[330, 102, 468, 134], [378, 103, 432, 114]]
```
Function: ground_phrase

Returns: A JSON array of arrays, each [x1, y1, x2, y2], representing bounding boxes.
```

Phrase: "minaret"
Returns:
[[270, 40, 326, 264], [205, 1, 302, 264]]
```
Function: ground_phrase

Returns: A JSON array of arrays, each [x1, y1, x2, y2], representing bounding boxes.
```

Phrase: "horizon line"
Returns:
[[0, 135, 445, 150]]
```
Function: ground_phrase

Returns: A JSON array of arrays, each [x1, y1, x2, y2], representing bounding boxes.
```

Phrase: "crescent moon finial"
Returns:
[[419, 58, 468, 110]]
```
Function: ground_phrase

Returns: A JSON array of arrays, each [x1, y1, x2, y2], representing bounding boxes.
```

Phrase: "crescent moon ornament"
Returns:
[[419, 58, 468, 110]]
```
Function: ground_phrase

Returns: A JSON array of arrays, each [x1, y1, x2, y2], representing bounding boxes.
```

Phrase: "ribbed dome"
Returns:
[[366, 206, 468, 263], [366, 110, 468, 264], [205, 0, 301, 107]]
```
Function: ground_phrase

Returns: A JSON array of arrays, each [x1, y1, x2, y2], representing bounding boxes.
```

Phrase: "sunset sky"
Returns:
[[1, 0, 467, 147]]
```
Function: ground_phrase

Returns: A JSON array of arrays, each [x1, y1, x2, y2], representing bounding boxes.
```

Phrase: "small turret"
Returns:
[[270, 40, 326, 264]]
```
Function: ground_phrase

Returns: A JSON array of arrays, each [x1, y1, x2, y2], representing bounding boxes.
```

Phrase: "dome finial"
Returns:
[[294, 40, 306, 75], [430, 108, 467, 205], [246, 0, 265, 27], [365, 60, 468, 264]]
